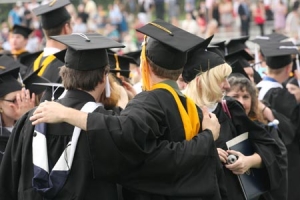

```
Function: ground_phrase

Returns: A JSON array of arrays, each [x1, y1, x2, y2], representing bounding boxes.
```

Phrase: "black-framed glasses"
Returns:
[[0, 99, 17, 104]]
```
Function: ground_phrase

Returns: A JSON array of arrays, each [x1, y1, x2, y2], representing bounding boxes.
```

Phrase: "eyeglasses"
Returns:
[[0, 99, 17, 104]]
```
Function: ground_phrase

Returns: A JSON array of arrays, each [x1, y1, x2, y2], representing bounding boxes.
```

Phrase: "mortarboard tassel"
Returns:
[[105, 75, 111, 98], [114, 54, 121, 78], [141, 36, 151, 91]]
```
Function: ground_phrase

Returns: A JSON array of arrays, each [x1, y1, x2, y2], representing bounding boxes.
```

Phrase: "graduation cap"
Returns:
[[53, 49, 67, 63], [108, 53, 136, 78], [225, 50, 254, 68], [210, 41, 226, 55], [19, 51, 43, 68], [136, 19, 206, 70], [0, 55, 22, 97], [260, 42, 299, 69], [23, 68, 50, 95], [182, 36, 224, 83], [11, 24, 33, 39], [124, 50, 141, 66], [207, 45, 225, 59], [50, 33, 125, 71], [32, 0, 71, 29], [250, 33, 289, 44], [229, 59, 250, 80], [226, 36, 249, 55], [34, 82, 65, 102]]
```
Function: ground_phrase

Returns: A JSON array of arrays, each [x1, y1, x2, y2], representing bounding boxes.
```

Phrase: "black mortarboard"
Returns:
[[108, 53, 136, 78], [183, 36, 224, 83], [207, 45, 225, 59], [124, 50, 141, 66], [0, 55, 21, 79], [50, 33, 125, 71], [230, 60, 250, 80], [226, 36, 249, 55], [211, 40, 226, 54], [35, 82, 65, 102], [250, 33, 289, 44], [225, 50, 254, 67], [0, 55, 22, 97], [23, 68, 50, 95], [19, 51, 43, 68], [53, 49, 67, 63], [32, 0, 71, 29], [12, 24, 33, 38], [136, 19, 206, 70], [260, 42, 299, 69]]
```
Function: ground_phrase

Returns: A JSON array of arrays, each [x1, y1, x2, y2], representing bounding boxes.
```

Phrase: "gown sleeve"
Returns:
[[85, 92, 223, 197], [226, 98, 283, 191], [0, 112, 30, 200]]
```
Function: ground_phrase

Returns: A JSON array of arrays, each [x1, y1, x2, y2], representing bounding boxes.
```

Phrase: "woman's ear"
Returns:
[[196, 76, 202, 89]]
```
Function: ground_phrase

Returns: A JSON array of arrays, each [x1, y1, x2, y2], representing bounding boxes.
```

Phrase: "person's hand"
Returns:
[[30, 101, 67, 125], [202, 106, 220, 140], [217, 148, 228, 163], [15, 88, 35, 118], [122, 81, 137, 99], [225, 150, 251, 174]]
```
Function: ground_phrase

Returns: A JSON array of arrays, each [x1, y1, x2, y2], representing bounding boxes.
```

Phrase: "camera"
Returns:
[[227, 154, 238, 164]]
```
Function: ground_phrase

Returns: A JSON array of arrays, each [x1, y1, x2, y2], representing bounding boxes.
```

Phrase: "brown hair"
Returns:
[[43, 20, 71, 38], [99, 74, 120, 110], [228, 75, 266, 123], [147, 58, 183, 81], [60, 65, 109, 91]]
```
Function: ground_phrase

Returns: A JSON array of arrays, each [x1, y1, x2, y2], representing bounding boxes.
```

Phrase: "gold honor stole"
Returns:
[[11, 49, 27, 59], [151, 83, 200, 140], [33, 52, 56, 76]]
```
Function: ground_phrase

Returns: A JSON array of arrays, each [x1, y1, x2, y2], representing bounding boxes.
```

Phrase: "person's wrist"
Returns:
[[261, 105, 267, 114], [203, 128, 215, 140]]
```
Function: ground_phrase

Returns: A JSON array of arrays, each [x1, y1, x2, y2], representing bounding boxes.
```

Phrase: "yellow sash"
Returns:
[[151, 83, 200, 140], [11, 49, 27, 59], [33, 53, 56, 76]]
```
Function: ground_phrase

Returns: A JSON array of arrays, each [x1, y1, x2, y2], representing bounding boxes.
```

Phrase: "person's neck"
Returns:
[[1, 114, 14, 127], [150, 75, 170, 86], [86, 82, 105, 103], [45, 38, 66, 50], [266, 73, 287, 84]]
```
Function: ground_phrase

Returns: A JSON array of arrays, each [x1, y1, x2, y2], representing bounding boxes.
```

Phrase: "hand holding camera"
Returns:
[[227, 154, 239, 164]]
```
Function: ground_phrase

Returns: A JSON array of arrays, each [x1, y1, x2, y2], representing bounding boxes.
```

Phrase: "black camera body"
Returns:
[[227, 154, 238, 164]]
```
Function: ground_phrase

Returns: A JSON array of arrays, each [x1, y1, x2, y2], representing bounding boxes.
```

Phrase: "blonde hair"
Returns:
[[185, 63, 232, 107]]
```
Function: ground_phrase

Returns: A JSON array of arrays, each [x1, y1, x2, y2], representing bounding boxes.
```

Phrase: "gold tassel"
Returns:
[[141, 36, 151, 91]]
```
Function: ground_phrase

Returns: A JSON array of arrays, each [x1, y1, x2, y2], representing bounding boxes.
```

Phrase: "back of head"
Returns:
[[51, 33, 124, 91], [136, 19, 207, 90], [32, 0, 72, 37]]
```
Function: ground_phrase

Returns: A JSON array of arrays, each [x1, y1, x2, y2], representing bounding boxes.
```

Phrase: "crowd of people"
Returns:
[[2, 0, 300, 54], [1, 0, 300, 200]]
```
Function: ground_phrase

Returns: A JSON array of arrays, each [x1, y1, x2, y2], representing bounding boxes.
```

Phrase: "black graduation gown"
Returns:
[[259, 88, 300, 200], [0, 90, 119, 200], [85, 89, 225, 200], [213, 97, 282, 200], [255, 122, 288, 200], [28, 54, 64, 83], [0, 127, 11, 165], [15, 51, 31, 78]]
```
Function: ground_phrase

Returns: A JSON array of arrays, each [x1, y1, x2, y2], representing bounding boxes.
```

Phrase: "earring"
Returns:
[[0, 108, 3, 113]]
